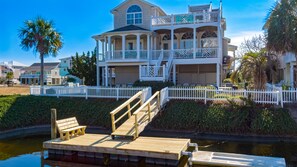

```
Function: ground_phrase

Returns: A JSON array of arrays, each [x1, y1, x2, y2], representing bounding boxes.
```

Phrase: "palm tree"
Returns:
[[19, 17, 63, 86], [264, 0, 297, 55], [231, 52, 268, 90]]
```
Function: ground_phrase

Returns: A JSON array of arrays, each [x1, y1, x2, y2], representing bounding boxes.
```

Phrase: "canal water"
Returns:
[[0, 135, 296, 167]]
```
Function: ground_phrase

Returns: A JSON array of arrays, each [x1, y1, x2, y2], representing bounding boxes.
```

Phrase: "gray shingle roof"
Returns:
[[106, 25, 150, 33]]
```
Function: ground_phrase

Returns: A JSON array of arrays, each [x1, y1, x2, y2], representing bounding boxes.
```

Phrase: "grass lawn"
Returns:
[[0, 86, 30, 95]]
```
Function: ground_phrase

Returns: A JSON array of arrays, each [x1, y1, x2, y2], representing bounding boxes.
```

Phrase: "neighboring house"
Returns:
[[92, 0, 236, 87], [59, 57, 81, 84], [20, 63, 61, 85], [0, 61, 27, 80], [278, 52, 297, 87]]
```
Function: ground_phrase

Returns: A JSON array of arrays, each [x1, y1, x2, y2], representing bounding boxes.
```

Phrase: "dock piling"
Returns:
[[51, 108, 57, 139]]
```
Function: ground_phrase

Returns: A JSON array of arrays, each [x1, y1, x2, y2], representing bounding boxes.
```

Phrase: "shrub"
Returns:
[[151, 100, 297, 135], [0, 95, 124, 131], [133, 80, 174, 93]]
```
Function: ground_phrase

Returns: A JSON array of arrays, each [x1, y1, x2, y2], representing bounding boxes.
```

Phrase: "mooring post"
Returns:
[[51, 108, 57, 139]]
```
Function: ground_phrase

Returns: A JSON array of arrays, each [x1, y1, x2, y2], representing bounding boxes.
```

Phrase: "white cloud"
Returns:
[[228, 31, 264, 47]]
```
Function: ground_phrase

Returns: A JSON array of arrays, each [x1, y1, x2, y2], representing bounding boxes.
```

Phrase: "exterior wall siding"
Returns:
[[115, 66, 139, 84], [113, 0, 153, 30], [176, 64, 216, 85]]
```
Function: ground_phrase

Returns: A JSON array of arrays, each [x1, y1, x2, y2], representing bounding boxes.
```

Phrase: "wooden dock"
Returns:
[[43, 133, 190, 165], [190, 151, 286, 167]]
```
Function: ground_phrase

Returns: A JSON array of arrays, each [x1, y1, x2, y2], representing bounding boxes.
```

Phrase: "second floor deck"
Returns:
[[99, 48, 220, 63], [151, 11, 220, 28]]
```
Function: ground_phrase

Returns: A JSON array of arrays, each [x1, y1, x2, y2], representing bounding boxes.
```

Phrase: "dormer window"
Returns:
[[127, 5, 142, 25]]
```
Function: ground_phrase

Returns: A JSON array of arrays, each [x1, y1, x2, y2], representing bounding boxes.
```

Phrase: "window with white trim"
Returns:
[[127, 5, 142, 25]]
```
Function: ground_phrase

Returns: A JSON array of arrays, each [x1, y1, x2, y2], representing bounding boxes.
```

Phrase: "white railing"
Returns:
[[166, 87, 284, 106], [195, 48, 218, 58], [151, 50, 162, 60], [152, 11, 219, 26], [282, 88, 297, 103], [30, 86, 150, 101], [140, 65, 166, 82], [105, 50, 150, 61], [173, 49, 194, 59]]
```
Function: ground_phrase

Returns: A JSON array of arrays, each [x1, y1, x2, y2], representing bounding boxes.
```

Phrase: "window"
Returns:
[[127, 5, 142, 25], [128, 42, 133, 50]]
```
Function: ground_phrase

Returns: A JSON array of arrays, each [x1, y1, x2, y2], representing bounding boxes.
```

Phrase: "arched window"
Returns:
[[181, 32, 194, 40], [162, 34, 177, 41], [127, 5, 142, 25], [201, 31, 218, 48]]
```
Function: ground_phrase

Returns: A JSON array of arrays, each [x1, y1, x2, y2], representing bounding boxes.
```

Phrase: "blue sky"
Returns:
[[0, 0, 275, 65]]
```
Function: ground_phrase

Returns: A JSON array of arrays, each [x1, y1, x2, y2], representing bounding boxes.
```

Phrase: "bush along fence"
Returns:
[[30, 86, 152, 101], [30, 86, 297, 107], [160, 87, 297, 107]]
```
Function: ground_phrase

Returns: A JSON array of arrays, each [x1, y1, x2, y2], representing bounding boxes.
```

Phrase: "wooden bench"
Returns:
[[56, 117, 86, 140]]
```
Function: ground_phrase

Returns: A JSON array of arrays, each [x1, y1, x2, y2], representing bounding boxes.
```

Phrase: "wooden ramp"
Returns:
[[190, 151, 286, 167], [43, 133, 190, 161], [110, 91, 161, 139]]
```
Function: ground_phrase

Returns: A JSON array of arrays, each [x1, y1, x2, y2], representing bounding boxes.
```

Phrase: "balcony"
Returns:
[[99, 48, 219, 63], [102, 50, 149, 62], [20, 74, 51, 79], [152, 11, 219, 27]]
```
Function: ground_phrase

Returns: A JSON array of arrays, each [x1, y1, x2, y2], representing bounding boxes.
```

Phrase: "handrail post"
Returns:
[[111, 113, 116, 132], [128, 104, 131, 118], [148, 103, 151, 121], [51, 108, 57, 139], [157, 92, 160, 110], [134, 114, 138, 139]]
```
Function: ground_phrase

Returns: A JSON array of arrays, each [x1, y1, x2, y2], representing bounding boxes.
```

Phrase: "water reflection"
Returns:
[[0, 136, 296, 167]]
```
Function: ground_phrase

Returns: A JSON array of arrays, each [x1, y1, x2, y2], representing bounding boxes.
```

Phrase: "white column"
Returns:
[[193, 28, 196, 59], [154, 36, 157, 50], [96, 39, 100, 87], [216, 63, 220, 87], [108, 36, 112, 59], [217, 26, 223, 61], [147, 34, 150, 59], [105, 66, 108, 87], [171, 29, 174, 51], [102, 40, 105, 59], [101, 67, 104, 86], [122, 35, 126, 59], [290, 63, 294, 87], [104, 37, 107, 58], [136, 34, 140, 59], [173, 64, 176, 85]]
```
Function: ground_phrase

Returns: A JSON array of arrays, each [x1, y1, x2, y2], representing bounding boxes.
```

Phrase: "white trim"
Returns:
[[126, 4, 143, 26]]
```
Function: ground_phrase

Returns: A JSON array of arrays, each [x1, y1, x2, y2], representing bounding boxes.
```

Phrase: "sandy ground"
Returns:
[[0, 85, 30, 95]]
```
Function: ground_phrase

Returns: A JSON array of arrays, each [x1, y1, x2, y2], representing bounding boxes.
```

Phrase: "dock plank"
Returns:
[[44, 133, 190, 160]]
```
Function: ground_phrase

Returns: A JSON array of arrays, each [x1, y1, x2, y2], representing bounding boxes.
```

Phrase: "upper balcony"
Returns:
[[151, 11, 219, 27], [99, 48, 219, 63]]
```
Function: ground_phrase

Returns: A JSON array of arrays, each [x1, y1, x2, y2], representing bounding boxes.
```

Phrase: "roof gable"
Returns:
[[111, 0, 166, 15]]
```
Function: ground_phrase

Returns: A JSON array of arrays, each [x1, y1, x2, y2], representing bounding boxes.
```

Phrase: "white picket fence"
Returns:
[[159, 87, 297, 107], [30, 86, 151, 101]]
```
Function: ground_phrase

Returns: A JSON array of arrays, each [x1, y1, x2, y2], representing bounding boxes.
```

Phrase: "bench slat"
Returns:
[[61, 126, 87, 133]]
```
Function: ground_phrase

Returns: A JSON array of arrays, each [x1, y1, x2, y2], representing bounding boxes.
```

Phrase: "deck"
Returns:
[[43, 133, 190, 161]]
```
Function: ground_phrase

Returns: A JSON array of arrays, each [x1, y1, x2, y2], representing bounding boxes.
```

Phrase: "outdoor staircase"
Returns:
[[139, 50, 174, 82], [110, 91, 161, 140]]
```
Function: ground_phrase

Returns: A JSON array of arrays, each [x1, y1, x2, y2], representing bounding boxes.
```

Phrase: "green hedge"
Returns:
[[133, 80, 174, 93], [0, 95, 124, 131], [151, 100, 297, 135]]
